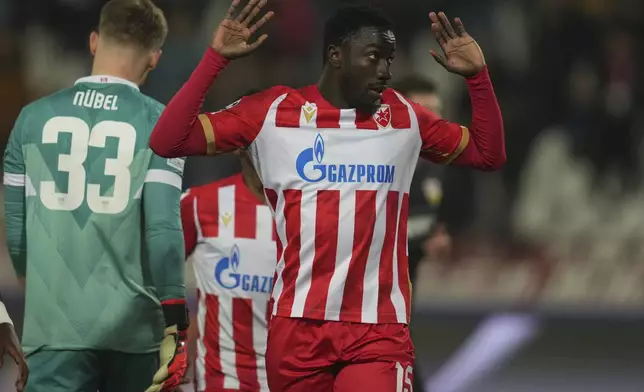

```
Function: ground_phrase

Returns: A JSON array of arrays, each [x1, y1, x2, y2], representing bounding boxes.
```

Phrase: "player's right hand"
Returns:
[[145, 325, 188, 392], [212, 0, 275, 60], [0, 323, 29, 392]]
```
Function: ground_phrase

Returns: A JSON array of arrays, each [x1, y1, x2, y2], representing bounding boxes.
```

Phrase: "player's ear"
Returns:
[[149, 49, 162, 71], [327, 45, 342, 69], [89, 31, 99, 56]]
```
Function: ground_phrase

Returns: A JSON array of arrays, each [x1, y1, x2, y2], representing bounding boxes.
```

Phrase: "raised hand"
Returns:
[[428, 12, 485, 77], [211, 0, 274, 60]]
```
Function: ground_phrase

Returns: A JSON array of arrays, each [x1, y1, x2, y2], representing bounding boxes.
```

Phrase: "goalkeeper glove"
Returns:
[[146, 299, 189, 392]]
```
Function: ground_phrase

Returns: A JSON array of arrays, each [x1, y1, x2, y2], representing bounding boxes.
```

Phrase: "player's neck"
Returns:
[[317, 68, 351, 109], [242, 168, 265, 204], [91, 49, 148, 86]]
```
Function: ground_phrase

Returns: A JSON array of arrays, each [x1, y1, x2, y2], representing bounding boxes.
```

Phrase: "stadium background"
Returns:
[[1, 0, 643, 391]]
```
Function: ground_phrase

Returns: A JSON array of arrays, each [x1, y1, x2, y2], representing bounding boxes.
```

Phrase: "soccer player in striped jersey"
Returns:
[[150, 1, 506, 391], [3, 1, 188, 391], [181, 146, 275, 392]]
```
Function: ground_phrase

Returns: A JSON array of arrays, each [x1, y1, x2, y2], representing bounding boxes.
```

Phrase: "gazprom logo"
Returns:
[[214, 245, 273, 293], [295, 133, 395, 184]]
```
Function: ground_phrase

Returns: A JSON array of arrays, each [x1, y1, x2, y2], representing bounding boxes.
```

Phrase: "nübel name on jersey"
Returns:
[[296, 133, 395, 184], [214, 245, 273, 293], [73, 89, 119, 111]]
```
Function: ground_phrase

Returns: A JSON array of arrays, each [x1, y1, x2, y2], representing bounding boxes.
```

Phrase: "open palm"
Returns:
[[428, 12, 485, 77], [212, 0, 274, 60]]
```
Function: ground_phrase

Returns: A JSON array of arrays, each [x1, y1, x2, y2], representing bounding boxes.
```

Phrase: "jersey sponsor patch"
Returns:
[[167, 157, 185, 173], [225, 98, 242, 109]]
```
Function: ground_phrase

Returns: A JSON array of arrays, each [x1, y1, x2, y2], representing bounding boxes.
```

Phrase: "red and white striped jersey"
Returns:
[[181, 174, 276, 392], [198, 85, 469, 325]]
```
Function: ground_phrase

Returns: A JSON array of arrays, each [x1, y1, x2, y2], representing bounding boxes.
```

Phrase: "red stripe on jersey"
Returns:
[[377, 191, 399, 322], [316, 107, 341, 129], [397, 193, 411, 322], [277, 190, 302, 313], [234, 189, 258, 239], [303, 190, 340, 318], [198, 189, 219, 238], [204, 293, 224, 390], [264, 189, 283, 264], [340, 190, 377, 318], [355, 110, 378, 130], [275, 98, 301, 128], [232, 298, 260, 391]]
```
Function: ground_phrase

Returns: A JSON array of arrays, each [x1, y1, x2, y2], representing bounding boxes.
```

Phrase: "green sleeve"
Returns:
[[143, 153, 186, 302], [3, 110, 28, 277]]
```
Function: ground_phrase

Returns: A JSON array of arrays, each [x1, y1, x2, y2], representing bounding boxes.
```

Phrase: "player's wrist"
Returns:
[[464, 65, 490, 84], [205, 47, 231, 71], [161, 299, 189, 331]]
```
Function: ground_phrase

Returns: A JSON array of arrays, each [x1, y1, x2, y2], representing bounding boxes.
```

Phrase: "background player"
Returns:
[[3, 1, 188, 391], [0, 293, 28, 392], [149, 1, 505, 391], [181, 135, 275, 392], [392, 75, 451, 392]]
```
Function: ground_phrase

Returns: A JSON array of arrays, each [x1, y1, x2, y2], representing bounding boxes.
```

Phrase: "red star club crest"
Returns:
[[374, 105, 391, 128]]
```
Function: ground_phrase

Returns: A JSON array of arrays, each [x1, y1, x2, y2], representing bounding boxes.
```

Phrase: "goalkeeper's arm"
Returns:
[[142, 153, 189, 392], [4, 110, 28, 283]]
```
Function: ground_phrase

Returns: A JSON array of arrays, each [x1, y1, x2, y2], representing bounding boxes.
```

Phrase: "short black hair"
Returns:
[[392, 76, 437, 96], [322, 4, 394, 64]]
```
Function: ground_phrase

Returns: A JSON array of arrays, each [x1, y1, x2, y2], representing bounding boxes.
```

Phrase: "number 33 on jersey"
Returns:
[[4, 77, 183, 217]]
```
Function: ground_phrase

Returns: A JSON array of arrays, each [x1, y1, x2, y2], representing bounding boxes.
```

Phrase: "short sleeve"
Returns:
[[197, 86, 287, 154], [412, 102, 470, 164]]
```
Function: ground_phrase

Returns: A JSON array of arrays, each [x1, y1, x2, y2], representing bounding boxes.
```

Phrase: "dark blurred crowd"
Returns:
[[1, 0, 644, 266]]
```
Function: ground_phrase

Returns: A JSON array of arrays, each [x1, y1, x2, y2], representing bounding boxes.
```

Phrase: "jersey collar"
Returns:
[[74, 75, 139, 91]]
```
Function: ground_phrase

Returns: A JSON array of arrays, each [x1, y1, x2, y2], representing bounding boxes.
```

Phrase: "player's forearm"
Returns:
[[149, 48, 230, 158], [146, 221, 186, 300], [4, 188, 26, 277], [453, 67, 506, 170]]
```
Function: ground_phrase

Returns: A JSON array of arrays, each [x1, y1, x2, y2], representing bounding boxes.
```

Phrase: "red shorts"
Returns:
[[266, 316, 415, 392]]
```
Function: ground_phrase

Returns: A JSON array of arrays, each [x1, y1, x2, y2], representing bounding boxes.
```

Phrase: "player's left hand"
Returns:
[[428, 12, 486, 78], [145, 325, 188, 392]]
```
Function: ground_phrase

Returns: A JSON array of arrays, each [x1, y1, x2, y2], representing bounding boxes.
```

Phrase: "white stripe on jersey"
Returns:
[[270, 192, 287, 316], [361, 189, 389, 323], [290, 192, 316, 318], [218, 185, 235, 238], [144, 169, 182, 189], [196, 290, 207, 392], [255, 204, 273, 241], [323, 191, 356, 320], [3, 173, 25, 187]]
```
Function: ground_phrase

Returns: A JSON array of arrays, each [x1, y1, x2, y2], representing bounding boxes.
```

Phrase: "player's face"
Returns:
[[408, 92, 443, 116], [340, 27, 395, 110]]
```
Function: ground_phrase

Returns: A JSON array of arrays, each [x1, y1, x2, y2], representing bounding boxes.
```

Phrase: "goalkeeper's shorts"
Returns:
[[25, 348, 158, 392]]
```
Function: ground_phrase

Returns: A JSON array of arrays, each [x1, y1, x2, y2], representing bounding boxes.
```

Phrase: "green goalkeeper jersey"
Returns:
[[3, 75, 186, 354]]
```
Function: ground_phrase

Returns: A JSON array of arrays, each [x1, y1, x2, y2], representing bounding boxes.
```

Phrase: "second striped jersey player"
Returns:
[[181, 155, 276, 392]]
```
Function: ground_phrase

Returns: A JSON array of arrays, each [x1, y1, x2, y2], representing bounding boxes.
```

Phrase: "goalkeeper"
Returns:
[[3, 1, 187, 391]]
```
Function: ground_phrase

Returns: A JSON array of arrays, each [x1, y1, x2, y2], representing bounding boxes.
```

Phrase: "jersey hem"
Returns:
[[273, 305, 408, 325], [23, 344, 160, 355]]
